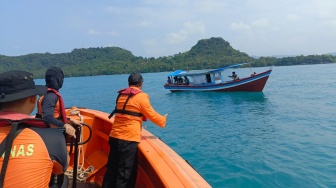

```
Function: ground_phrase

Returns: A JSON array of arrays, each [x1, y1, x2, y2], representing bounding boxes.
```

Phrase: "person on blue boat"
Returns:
[[173, 76, 178, 84], [0, 70, 68, 188], [184, 76, 190, 85], [228, 71, 239, 80], [103, 73, 167, 188], [167, 76, 172, 84], [178, 76, 183, 84]]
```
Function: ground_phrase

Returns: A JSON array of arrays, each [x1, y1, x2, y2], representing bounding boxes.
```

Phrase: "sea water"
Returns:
[[35, 63, 336, 188]]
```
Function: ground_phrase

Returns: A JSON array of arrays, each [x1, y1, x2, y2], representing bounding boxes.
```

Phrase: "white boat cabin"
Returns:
[[166, 63, 250, 85]]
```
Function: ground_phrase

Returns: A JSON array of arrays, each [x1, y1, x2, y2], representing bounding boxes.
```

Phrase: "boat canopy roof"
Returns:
[[208, 62, 251, 73], [167, 70, 187, 76], [167, 62, 251, 77]]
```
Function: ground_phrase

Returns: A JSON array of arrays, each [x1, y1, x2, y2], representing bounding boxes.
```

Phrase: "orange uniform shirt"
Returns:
[[109, 87, 166, 142], [0, 112, 68, 188], [0, 127, 53, 187]]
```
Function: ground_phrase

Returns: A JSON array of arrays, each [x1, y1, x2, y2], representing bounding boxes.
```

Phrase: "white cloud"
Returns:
[[106, 31, 119, 37], [166, 21, 206, 44], [194, 0, 229, 13], [88, 29, 102, 35], [166, 32, 188, 44], [141, 38, 166, 56], [286, 14, 301, 21], [251, 19, 270, 27], [142, 39, 157, 46], [323, 20, 336, 30], [104, 6, 127, 14], [2, 0, 336, 57], [229, 22, 250, 31], [88, 29, 119, 37], [184, 21, 206, 34], [138, 20, 152, 27]]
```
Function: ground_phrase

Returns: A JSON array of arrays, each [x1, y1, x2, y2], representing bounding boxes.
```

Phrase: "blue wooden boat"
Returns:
[[164, 63, 272, 92]]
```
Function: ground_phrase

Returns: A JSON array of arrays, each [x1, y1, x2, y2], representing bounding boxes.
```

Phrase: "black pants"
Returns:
[[102, 137, 139, 188]]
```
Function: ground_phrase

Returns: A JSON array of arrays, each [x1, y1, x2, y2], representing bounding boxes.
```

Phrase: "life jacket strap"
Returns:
[[0, 123, 24, 187], [108, 92, 123, 119], [108, 88, 143, 119], [113, 109, 143, 117]]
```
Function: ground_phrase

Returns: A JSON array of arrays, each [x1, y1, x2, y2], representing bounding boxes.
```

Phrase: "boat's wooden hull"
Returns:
[[164, 69, 272, 93], [65, 108, 211, 188]]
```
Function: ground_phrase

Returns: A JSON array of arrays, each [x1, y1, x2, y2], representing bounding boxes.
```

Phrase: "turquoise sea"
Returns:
[[35, 63, 336, 188]]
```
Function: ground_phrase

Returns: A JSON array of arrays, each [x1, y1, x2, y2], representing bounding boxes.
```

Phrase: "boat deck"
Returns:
[[61, 108, 211, 188]]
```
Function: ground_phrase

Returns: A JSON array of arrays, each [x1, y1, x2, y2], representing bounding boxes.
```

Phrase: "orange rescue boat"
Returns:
[[64, 107, 211, 188]]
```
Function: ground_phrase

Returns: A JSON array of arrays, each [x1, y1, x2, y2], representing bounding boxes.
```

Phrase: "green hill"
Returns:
[[0, 37, 335, 78]]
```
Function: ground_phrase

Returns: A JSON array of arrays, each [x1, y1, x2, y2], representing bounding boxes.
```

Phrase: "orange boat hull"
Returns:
[[65, 108, 211, 188]]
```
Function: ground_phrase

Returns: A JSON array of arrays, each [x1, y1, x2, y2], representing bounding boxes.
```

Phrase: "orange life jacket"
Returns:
[[37, 88, 68, 123], [108, 86, 166, 142], [108, 87, 147, 121]]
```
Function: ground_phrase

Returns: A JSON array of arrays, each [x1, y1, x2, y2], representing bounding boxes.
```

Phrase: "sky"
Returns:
[[1, 0, 336, 58]]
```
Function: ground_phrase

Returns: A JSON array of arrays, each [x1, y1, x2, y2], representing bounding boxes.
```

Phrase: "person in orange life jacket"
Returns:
[[37, 67, 80, 138], [0, 70, 68, 188], [102, 73, 168, 188]]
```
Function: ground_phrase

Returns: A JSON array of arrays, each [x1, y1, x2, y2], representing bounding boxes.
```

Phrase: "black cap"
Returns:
[[0, 70, 47, 103], [128, 73, 143, 85]]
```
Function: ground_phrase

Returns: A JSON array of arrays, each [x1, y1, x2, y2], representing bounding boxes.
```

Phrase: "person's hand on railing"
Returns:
[[64, 124, 76, 138]]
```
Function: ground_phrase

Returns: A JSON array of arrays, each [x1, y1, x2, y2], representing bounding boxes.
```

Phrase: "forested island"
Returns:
[[0, 37, 335, 78]]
